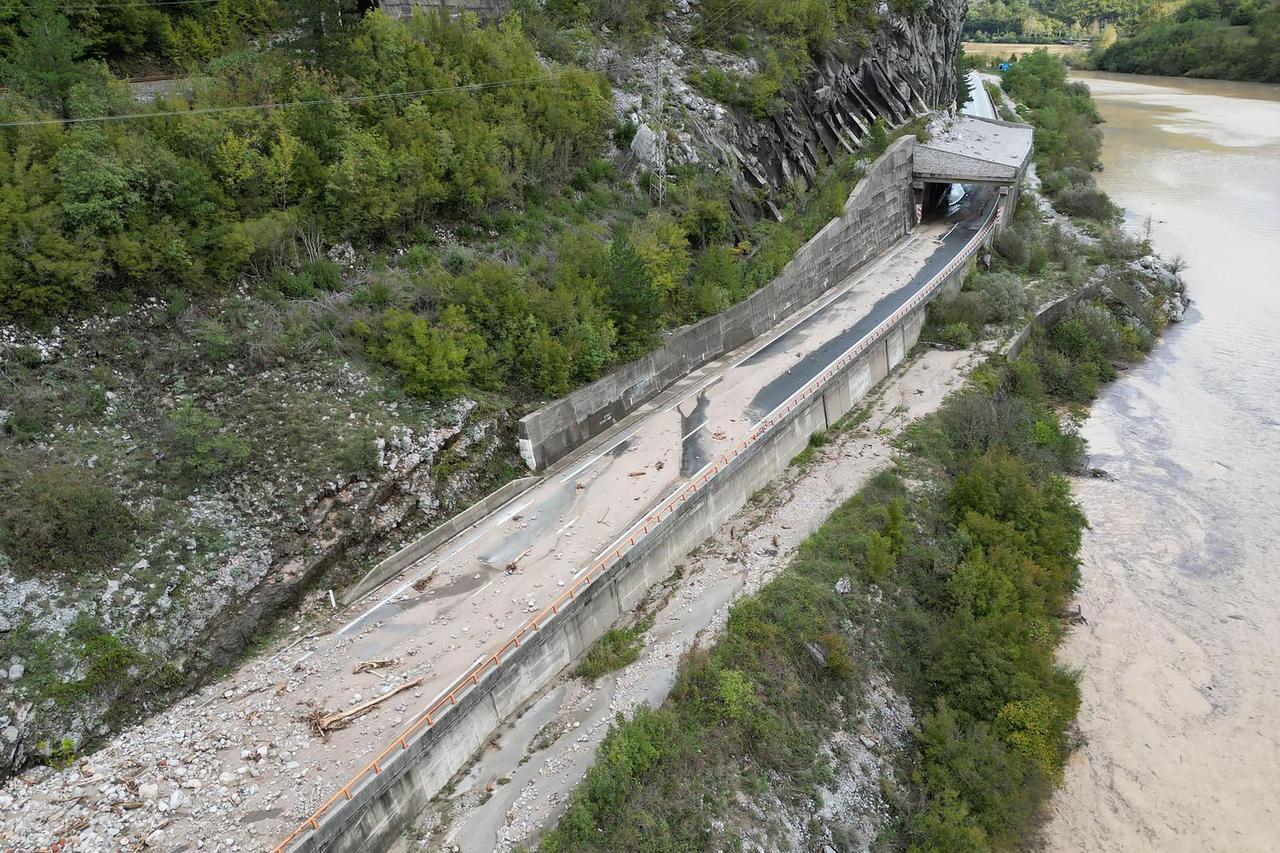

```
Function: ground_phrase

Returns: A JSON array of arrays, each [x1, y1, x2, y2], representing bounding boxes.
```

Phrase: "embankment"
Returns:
[[286, 201, 1003, 853]]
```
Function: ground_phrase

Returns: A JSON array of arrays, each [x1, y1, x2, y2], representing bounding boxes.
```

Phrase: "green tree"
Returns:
[[368, 306, 482, 399], [0, 0, 91, 111], [0, 147, 101, 321], [162, 400, 252, 484], [606, 231, 663, 361]]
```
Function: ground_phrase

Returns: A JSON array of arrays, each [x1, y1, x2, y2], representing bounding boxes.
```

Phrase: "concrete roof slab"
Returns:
[[914, 115, 1033, 184]]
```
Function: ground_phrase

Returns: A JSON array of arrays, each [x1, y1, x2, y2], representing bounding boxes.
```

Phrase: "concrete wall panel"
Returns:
[[519, 136, 918, 472]]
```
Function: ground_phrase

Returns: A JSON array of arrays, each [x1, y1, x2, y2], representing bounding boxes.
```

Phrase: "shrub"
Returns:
[[162, 400, 251, 484], [0, 467, 134, 576], [193, 319, 237, 361], [994, 229, 1030, 268], [1054, 184, 1118, 222], [576, 615, 655, 680], [940, 322, 975, 348], [366, 306, 482, 400], [301, 258, 343, 292], [970, 271, 1027, 324]]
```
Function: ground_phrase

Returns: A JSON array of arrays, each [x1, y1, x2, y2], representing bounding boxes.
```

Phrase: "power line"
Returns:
[[695, 0, 752, 46], [57, 0, 224, 10], [0, 65, 607, 128]]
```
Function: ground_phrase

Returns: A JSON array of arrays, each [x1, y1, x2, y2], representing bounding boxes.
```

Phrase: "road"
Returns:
[[0, 193, 997, 853], [260, 187, 996, 845]]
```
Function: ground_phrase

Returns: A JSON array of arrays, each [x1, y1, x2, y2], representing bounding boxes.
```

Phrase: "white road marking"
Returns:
[[558, 422, 647, 483], [681, 420, 709, 441], [338, 511, 519, 637], [555, 515, 581, 536], [466, 580, 493, 602], [729, 232, 920, 370], [557, 236, 928, 488]]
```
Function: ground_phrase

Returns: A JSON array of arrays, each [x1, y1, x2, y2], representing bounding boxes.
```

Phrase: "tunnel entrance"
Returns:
[[916, 181, 955, 222]]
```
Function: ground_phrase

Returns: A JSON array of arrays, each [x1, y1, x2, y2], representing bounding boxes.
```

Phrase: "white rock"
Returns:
[[138, 782, 159, 801]]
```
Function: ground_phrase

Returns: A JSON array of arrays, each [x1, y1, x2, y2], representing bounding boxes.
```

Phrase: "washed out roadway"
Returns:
[[0, 190, 994, 853]]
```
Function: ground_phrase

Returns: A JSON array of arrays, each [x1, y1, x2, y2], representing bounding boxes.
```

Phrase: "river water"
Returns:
[[1043, 72, 1280, 851]]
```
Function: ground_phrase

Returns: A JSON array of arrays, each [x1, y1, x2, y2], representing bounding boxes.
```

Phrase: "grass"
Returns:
[[576, 614, 656, 680]]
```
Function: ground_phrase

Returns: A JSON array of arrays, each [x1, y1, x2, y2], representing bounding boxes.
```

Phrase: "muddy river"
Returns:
[[1043, 72, 1280, 851]]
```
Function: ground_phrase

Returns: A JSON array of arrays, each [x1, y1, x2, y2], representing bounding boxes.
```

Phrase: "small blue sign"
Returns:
[[999, 62, 1011, 71]]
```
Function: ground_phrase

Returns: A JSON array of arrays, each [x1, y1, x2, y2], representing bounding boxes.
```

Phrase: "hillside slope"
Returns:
[[0, 0, 965, 781]]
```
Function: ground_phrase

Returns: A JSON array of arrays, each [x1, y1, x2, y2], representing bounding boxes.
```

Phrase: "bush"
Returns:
[[366, 306, 483, 400], [162, 400, 251, 484], [271, 267, 316, 298], [994, 229, 1030, 268], [970, 271, 1027, 324], [193, 320, 237, 361], [940, 322, 975, 348], [576, 615, 655, 680], [1054, 184, 1118, 222], [0, 468, 134, 576], [301, 258, 343, 292]]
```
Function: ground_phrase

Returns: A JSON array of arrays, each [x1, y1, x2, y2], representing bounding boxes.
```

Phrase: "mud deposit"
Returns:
[[1044, 72, 1280, 852]]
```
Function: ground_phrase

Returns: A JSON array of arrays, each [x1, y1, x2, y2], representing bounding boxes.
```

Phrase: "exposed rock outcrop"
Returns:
[[608, 3, 966, 220]]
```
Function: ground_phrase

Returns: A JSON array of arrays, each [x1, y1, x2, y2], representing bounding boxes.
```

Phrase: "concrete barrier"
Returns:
[[517, 136, 918, 472], [283, 198, 1000, 853], [343, 476, 542, 604]]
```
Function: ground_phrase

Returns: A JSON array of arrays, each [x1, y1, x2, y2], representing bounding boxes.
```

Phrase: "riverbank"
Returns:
[[509, 54, 1192, 852], [528, 241, 1185, 851], [1044, 70, 1280, 853]]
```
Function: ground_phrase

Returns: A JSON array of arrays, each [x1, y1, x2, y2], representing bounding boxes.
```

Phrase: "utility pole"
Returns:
[[652, 89, 667, 207]]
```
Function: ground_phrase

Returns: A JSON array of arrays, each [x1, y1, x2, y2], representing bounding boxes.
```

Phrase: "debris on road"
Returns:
[[306, 677, 424, 736], [353, 659, 397, 674], [505, 549, 532, 575]]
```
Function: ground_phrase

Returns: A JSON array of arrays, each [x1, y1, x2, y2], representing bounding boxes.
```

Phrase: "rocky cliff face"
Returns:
[[613, 2, 966, 220]]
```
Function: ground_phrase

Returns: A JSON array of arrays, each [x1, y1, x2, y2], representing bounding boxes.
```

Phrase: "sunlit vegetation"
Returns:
[[536, 281, 1160, 849], [1000, 50, 1118, 222], [537, 50, 1162, 852], [1090, 0, 1280, 82]]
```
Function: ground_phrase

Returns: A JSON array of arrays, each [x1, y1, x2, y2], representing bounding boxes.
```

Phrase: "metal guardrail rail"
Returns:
[[271, 200, 1002, 853]]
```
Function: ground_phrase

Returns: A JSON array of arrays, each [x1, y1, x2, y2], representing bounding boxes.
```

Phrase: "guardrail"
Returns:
[[271, 200, 1002, 853]]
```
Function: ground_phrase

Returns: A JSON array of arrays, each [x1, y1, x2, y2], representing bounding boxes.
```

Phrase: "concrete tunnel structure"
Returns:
[[912, 113, 1035, 218]]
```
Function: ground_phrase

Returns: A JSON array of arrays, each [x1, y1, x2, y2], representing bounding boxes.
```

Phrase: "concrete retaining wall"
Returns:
[[343, 476, 541, 604], [1002, 282, 1103, 360], [517, 136, 918, 472], [291, 235, 984, 853], [380, 0, 509, 17]]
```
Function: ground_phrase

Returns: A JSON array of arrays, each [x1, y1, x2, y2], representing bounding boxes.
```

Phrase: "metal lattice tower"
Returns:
[[652, 89, 667, 207]]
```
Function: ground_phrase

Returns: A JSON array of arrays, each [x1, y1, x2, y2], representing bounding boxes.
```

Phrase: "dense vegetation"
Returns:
[[537, 51, 1168, 852], [0, 0, 921, 402], [964, 0, 1146, 43], [0, 0, 279, 74], [537, 250, 1161, 851], [0, 0, 939, 774], [999, 50, 1118, 223], [1090, 0, 1280, 81], [965, 0, 1280, 82]]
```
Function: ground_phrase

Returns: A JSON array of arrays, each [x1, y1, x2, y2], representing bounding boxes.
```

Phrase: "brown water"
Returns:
[[1044, 72, 1280, 851]]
